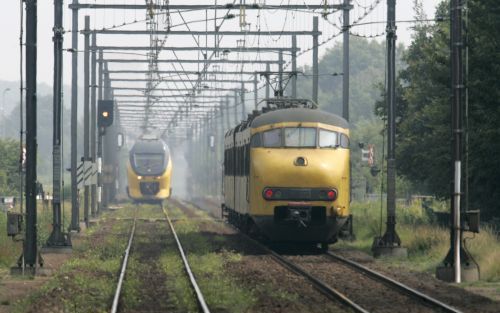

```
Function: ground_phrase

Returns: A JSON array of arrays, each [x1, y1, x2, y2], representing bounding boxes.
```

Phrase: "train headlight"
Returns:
[[138, 176, 143, 180]]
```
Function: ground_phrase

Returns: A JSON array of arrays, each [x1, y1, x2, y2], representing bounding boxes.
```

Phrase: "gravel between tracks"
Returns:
[[120, 220, 179, 312]]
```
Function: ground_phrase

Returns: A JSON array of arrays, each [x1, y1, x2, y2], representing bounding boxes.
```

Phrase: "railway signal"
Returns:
[[98, 100, 114, 128]]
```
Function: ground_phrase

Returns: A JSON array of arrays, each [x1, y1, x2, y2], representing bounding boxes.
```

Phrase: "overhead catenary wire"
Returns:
[[85, 0, 389, 135]]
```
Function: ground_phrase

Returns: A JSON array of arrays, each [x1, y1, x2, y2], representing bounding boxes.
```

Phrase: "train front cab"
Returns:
[[127, 146, 172, 203], [248, 121, 350, 244]]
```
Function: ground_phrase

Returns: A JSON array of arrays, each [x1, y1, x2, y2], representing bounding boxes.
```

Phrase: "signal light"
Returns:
[[263, 188, 274, 200], [98, 100, 114, 128], [327, 190, 337, 201]]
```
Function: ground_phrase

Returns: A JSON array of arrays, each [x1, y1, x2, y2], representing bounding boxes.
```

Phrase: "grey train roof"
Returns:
[[130, 139, 169, 155], [249, 108, 349, 129]]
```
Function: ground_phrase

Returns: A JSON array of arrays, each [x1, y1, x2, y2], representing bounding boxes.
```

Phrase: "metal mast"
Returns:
[[436, 0, 479, 283], [70, 0, 80, 231], [342, 0, 350, 121], [24, 0, 38, 266], [372, 0, 407, 258], [46, 0, 71, 247], [83, 16, 90, 227]]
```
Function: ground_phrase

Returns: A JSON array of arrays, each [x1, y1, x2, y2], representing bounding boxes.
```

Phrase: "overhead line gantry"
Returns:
[[67, 0, 353, 229]]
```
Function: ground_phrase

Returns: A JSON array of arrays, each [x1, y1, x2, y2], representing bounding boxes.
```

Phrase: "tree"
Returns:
[[0, 139, 21, 195], [377, 0, 500, 218]]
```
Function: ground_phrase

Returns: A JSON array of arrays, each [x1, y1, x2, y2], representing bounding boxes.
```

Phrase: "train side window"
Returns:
[[251, 133, 262, 147], [319, 129, 338, 148], [262, 128, 282, 148], [245, 143, 250, 175], [340, 133, 350, 148]]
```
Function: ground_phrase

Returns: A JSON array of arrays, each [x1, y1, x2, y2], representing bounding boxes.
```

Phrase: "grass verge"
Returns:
[[12, 219, 130, 313], [339, 200, 500, 283]]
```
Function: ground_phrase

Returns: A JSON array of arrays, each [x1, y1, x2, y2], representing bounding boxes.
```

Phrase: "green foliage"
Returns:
[[466, 0, 500, 218], [13, 221, 129, 313], [295, 37, 390, 123], [0, 139, 21, 195], [374, 0, 500, 218], [343, 200, 500, 282], [2, 95, 81, 184]]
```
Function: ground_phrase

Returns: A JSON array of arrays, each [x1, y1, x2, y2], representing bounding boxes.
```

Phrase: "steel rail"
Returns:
[[111, 217, 137, 313], [325, 252, 464, 313], [162, 207, 210, 313]]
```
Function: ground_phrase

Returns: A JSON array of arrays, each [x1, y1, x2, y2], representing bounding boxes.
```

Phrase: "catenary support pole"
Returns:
[[102, 65, 111, 208], [47, 0, 71, 247], [291, 35, 297, 98], [312, 16, 319, 104], [254, 74, 258, 109], [233, 90, 238, 125], [70, 0, 79, 231], [265, 64, 270, 99], [97, 50, 103, 213], [451, 0, 463, 284], [24, 0, 38, 266], [436, 0, 479, 283], [90, 32, 97, 217], [372, 0, 406, 258], [83, 16, 90, 227], [342, 0, 350, 121], [278, 51, 284, 96], [240, 83, 246, 120], [225, 95, 230, 128]]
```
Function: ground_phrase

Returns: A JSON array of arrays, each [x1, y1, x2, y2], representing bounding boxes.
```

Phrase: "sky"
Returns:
[[0, 1, 438, 87]]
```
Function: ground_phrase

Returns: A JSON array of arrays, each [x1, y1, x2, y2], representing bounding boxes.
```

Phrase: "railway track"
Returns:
[[325, 252, 463, 313], [182, 199, 464, 313], [176, 199, 367, 312], [111, 217, 137, 313], [110, 205, 210, 313], [162, 205, 211, 313]]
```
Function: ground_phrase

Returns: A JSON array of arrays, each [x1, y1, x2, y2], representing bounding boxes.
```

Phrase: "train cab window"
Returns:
[[319, 129, 339, 148], [340, 133, 350, 148], [284, 127, 317, 148], [251, 133, 262, 147], [133, 153, 165, 174], [262, 128, 282, 148]]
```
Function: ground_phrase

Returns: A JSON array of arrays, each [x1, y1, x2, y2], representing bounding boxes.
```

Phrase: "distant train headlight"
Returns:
[[155, 176, 161, 180], [137, 176, 143, 180]]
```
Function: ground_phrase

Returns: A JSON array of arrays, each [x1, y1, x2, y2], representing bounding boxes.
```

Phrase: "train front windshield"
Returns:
[[133, 153, 166, 175], [252, 127, 349, 149]]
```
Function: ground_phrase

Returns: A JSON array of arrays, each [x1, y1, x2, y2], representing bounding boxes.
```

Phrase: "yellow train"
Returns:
[[223, 99, 351, 248], [127, 137, 172, 205]]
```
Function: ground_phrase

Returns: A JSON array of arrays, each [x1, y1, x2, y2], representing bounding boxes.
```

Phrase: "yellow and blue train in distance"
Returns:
[[126, 137, 172, 204], [222, 99, 351, 248]]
